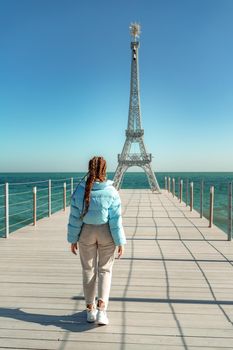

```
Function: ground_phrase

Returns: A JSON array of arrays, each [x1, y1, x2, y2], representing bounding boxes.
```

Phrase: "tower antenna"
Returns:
[[129, 22, 141, 40]]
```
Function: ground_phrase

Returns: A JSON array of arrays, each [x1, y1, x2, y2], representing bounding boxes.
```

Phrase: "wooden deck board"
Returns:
[[0, 189, 233, 350]]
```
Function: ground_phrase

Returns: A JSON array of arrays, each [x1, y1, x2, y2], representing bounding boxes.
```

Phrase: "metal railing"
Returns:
[[164, 176, 233, 241], [0, 176, 82, 238]]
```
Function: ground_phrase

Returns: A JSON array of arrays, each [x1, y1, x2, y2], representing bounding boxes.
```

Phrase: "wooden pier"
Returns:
[[0, 189, 233, 349]]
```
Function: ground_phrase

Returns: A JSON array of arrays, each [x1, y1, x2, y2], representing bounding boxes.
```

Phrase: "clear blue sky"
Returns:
[[0, 0, 233, 172]]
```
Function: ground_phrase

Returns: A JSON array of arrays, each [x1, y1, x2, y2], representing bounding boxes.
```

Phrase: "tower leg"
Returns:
[[141, 164, 161, 193], [113, 164, 128, 190]]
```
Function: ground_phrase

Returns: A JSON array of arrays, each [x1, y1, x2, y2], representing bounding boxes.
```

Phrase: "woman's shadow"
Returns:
[[0, 305, 99, 332]]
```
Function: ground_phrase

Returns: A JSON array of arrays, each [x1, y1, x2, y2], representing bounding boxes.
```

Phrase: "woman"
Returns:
[[67, 156, 126, 325]]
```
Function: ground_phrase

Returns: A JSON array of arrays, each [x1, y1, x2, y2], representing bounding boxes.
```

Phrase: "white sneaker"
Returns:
[[86, 308, 97, 323], [97, 309, 109, 325]]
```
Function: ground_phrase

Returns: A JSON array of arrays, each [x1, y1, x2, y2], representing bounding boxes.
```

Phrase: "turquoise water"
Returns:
[[0, 172, 232, 238]]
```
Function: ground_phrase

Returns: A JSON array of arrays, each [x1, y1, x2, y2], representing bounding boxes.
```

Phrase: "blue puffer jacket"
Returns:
[[67, 179, 126, 246]]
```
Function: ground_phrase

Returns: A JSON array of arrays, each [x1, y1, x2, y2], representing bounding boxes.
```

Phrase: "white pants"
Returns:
[[78, 223, 116, 309]]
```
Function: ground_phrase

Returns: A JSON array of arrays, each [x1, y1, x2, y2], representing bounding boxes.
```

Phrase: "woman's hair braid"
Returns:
[[80, 156, 107, 218]]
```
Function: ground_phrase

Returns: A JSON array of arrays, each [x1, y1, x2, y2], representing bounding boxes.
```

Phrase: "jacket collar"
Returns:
[[80, 179, 114, 190]]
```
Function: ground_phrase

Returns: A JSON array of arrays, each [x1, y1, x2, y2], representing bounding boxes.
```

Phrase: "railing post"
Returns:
[[63, 182, 66, 211], [200, 180, 204, 218], [209, 186, 214, 228], [48, 179, 51, 217], [178, 177, 180, 197], [228, 182, 232, 241], [5, 182, 9, 238], [186, 179, 189, 207], [190, 182, 193, 211], [172, 178, 175, 197], [33, 186, 37, 226], [71, 177, 74, 196], [165, 176, 167, 191], [179, 179, 183, 203], [168, 177, 171, 193]]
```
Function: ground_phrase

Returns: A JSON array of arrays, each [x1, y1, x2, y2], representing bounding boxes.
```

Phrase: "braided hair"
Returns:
[[80, 156, 107, 219]]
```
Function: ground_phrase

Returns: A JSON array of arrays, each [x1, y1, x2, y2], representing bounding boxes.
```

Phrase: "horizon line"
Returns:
[[0, 171, 233, 173]]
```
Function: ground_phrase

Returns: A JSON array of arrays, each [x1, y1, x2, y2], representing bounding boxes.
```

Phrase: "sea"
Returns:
[[0, 172, 232, 238]]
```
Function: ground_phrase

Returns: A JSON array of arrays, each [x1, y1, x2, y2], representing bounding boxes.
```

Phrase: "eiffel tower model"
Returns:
[[113, 23, 161, 192]]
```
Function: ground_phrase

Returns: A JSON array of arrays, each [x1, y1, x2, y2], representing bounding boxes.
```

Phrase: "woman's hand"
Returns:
[[71, 243, 78, 255], [117, 245, 124, 259]]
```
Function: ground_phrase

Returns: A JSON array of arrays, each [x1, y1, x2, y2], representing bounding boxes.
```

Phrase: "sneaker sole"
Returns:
[[97, 320, 109, 325]]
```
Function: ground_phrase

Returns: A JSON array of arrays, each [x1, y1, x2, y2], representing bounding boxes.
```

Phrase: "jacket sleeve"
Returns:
[[108, 193, 126, 246], [67, 195, 83, 243]]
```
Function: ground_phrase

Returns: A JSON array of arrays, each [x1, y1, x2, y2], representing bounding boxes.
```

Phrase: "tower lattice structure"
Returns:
[[113, 23, 161, 192]]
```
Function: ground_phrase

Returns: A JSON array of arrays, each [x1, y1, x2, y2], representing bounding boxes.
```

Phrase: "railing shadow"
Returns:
[[73, 295, 233, 306]]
